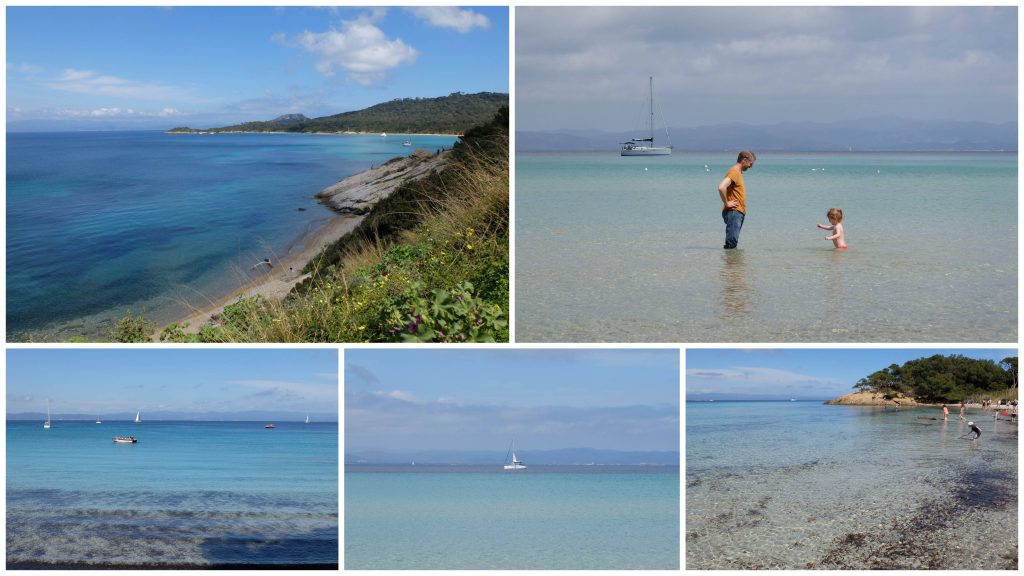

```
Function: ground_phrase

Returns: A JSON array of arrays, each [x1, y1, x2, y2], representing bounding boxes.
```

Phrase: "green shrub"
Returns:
[[108, 310, 154, 343]]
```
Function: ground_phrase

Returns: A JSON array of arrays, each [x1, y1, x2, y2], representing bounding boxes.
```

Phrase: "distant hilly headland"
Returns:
[[169, 91, 508, 135]]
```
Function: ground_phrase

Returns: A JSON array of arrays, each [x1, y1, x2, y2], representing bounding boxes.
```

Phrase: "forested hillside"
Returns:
[[169, 92, 508, 135]]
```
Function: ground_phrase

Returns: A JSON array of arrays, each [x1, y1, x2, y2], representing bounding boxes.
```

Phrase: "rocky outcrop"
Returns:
[[825, 390, 919, 406], [315, 149, 445, 215]]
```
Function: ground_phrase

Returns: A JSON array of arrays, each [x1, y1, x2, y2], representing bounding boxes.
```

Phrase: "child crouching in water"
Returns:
[[817, 207, 847, 249]]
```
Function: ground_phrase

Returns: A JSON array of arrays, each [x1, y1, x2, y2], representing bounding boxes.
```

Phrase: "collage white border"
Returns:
[[3, 0, 1022, 573]]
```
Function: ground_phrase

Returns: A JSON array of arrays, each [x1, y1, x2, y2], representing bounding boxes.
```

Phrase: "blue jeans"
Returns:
[[723, 209, 745, 249]]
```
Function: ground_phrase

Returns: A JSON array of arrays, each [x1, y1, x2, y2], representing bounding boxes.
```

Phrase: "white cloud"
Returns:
[[9, 106, 185, 120], [686, 367, 838, 387], [406, 7, 490, 33], [275, 14, 419, 85], [230, 379, 337, 401], [47, 68, 189, 101], [7, 61, 43, 74], [379, 390, 421, 403]]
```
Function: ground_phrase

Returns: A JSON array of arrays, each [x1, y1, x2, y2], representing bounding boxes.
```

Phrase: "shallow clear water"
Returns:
[[686, 402, 1018, 569], [7, 131, 458, 340], [516, 152, 1017, 342], [6, 421, 338, 567], [345, 465, 679, 569]]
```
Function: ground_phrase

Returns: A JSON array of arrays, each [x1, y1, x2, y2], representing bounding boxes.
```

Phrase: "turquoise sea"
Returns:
[[686, 401, 1018, 569], [6, 420, 338, 568], [345, 465, 680, 569], [6, 131, 458, 340], [516, 152, 1017, 342]]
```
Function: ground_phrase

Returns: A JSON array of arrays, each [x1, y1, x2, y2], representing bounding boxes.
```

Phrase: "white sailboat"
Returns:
[[503, 440, 526, 470], [43, 400, 51, 429], [305, 414, 310, 424], [621, 76, 672, 156], [135, 410, 141, 424]]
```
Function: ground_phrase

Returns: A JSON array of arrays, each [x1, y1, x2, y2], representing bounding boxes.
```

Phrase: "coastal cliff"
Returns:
[[316, 149, 445, 216], [825, 390, 919, 406]]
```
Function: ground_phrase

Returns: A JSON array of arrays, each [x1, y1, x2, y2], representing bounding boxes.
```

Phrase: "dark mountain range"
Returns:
[[170, 92, 509, 135], [518, 117, 1017, 152]]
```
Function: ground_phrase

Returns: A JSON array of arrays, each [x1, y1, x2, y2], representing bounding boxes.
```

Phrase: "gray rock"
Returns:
[[315, 149, 446, 215]]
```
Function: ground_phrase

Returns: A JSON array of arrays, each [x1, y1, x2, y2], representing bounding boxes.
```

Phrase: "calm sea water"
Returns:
[[686, 402, 1018, 569], [6, 420, 338, 567], [345, 465, 680, 569], [516, 152, 1017, 342], [7, 131, 458, 340]]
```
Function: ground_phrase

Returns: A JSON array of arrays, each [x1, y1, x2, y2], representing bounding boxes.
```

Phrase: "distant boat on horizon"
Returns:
[[96, 416, 102, 424], [113, 436, 137, 444], [43, 400, 51, 429], [503, 440, 526, 470], [135, 410, 141, 424], [305, 414, 310, 424], [264, 424, 275, 429], [621, 76, 672, 156]]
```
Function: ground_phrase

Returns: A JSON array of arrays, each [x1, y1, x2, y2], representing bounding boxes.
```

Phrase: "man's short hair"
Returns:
[[737, 150, 756, 163]]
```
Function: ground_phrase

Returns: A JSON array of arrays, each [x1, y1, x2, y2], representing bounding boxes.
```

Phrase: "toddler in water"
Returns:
[[816, 207, 847, 249]]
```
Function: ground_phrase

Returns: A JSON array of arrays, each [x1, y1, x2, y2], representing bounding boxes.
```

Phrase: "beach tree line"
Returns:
[[854, 354, 1018, 403]]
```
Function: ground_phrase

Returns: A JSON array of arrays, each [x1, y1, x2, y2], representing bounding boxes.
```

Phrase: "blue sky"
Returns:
[[7, 6, 508, 130], [345, 349, 680, 452], [687, 348, 1017, 401], [6, 349, 339, 418]]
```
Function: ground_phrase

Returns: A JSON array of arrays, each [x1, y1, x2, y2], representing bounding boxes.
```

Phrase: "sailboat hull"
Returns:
[[621, 146, 672, 156], [503, 464, 526, 470]]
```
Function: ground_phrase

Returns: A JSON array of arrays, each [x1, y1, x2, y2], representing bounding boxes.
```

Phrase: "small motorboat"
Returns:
[[264, 424, 275, 429], [113, 436, 138, 444]]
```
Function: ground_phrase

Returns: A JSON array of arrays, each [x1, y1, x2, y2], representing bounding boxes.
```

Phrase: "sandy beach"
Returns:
[[157, 148, 448, 337], [159, 212, 363, 336]]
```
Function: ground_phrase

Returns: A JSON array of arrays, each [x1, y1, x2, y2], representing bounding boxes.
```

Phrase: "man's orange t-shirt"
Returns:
[[723, 165, 746, 214]]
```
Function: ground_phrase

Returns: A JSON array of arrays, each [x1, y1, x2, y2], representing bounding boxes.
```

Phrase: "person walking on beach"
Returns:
[[943, 405, 949, 420], [959, 401, 966, 421], [717, 150, 756, 249]]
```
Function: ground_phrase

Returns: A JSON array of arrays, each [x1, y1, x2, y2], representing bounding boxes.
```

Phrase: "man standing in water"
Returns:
[[718, 150, 756, 249]]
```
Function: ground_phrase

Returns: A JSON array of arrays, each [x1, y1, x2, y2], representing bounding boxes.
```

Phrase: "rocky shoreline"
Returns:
[[316, 149, 446, 215], [159, 149, 447, 335], [824, 390, 920, 406]]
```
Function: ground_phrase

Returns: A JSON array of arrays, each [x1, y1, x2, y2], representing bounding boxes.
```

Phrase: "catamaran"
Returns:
[[503, 440, 526, 470], [43, 400, 51, 429], [621, 76, 672, 156]]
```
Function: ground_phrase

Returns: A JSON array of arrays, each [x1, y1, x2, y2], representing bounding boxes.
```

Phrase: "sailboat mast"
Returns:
[[649, 76, 654, 143]]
